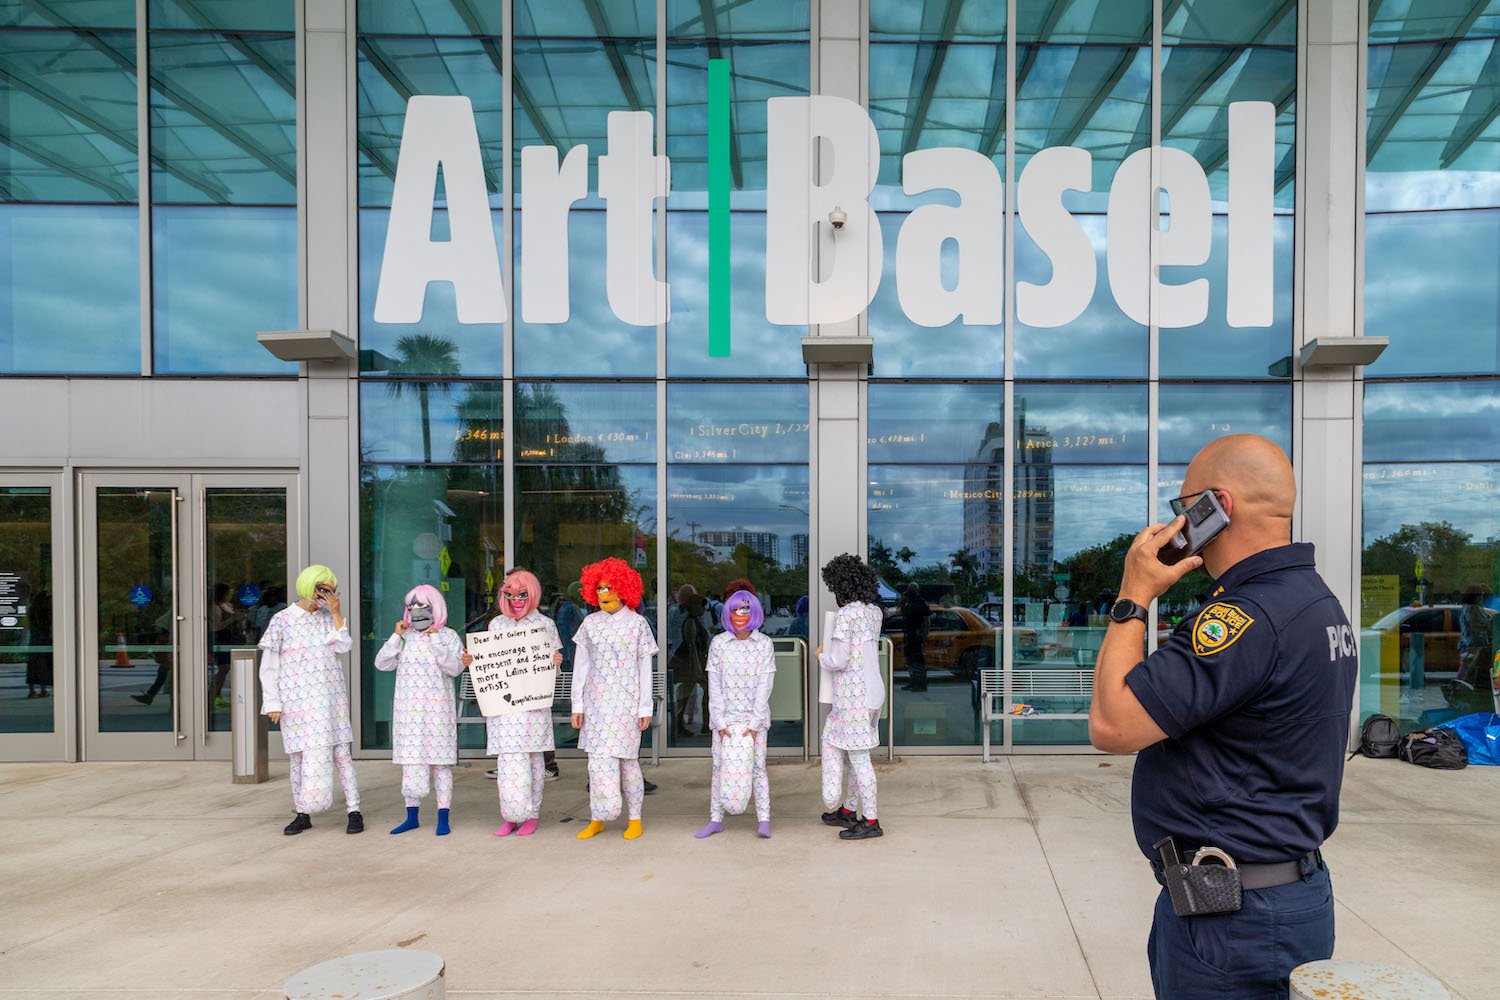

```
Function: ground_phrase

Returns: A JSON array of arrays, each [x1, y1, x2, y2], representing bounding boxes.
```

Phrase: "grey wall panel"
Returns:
[[0, 379, 302, 467]]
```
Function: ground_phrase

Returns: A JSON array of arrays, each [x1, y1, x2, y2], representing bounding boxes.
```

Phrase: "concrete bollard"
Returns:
[[284, 949, 445, 1000], [1290, 959, 1448, 1000]]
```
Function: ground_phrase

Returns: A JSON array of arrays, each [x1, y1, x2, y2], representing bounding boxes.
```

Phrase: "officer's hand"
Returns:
[[1118, 515, 1203, 605]]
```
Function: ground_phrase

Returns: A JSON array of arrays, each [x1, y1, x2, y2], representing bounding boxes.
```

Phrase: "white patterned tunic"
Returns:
[[373, 627, 465, 765], [819, 601, 884, 752], [572, 606, 657, 760], [484, 612, 562, 755], [258, 605, 354, 754], [706, 631, 776, 734]]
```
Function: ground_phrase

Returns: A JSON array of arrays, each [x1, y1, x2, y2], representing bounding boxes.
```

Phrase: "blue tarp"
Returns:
[[1436, 712, 1500, 766]]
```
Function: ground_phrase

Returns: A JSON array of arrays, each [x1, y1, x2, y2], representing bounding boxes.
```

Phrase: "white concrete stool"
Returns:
[[1290, 959, 1448, 1000], [284, 949, 445, 1000]]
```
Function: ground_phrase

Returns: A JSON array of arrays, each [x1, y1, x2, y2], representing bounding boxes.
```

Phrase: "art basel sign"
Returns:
[[375, 95, 1275, 332]]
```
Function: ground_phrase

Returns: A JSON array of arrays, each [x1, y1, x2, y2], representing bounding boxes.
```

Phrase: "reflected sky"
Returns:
[[869, 384, 1002, 463], [1015, 383, 1147, 462], [1363, 462, 1500, 543], [515, 381, 656, 464], [1364, 380, 1500, 462], [667, 382, 807, 462], [360, 381, 503, 464], [665, 465, 809, 563], [1159, 382, 1291, 463], [0, 203, 140, 373], [153, 205, 296, 374]]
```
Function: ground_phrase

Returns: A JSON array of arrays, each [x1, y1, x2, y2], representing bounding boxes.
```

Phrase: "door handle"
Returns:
[[170, 490, 185, 742]]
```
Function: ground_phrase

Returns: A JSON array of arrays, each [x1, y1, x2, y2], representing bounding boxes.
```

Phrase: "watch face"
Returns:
[[1111, 600, 1139, 623]]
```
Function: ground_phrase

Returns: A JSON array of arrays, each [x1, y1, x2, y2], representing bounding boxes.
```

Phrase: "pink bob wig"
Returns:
[[402, 583, 448, 631], [721, 590, 764, 633], [498, 567, 542, 619]]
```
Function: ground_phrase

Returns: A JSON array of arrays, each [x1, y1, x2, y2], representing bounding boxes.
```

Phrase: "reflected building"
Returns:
[[961, 407, 1055, 581], [696, 529, 781, 563]]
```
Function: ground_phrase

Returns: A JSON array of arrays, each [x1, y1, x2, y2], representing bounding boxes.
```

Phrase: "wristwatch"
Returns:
[[1109, 598, 1149, 625]]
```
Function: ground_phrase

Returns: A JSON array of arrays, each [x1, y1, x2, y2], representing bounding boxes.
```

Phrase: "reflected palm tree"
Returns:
[[387, 334, 460, 463]]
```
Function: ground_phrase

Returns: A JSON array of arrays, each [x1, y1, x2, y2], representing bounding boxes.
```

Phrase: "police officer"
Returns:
[[1089, 434, 1358, 999]]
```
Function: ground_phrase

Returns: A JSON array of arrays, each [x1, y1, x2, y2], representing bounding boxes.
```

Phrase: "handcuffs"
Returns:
[[1153, 837, 1243, 917]]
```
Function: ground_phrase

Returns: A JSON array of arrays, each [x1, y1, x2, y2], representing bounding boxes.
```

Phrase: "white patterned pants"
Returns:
[[496, 751, 546, 823], [401, 764, 453, 809], [821, 743, 877, 819], [587, 755, 644, 821], [290, 743, 360, 814], [711, 730, 770, 822]]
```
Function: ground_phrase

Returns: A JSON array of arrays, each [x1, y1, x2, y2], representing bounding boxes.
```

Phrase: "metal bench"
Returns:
[[980, 667, 1094, 762]]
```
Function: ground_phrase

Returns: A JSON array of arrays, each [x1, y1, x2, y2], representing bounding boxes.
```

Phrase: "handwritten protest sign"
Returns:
[[465, 626, 557, 717]]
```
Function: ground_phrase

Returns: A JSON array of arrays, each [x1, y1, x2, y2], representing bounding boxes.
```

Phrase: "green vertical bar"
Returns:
[[708, 58, 731, 358]]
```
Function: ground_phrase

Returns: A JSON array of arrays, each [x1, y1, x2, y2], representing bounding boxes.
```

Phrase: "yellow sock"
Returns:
[[623, 819, 644, 840], [576, 820, 606, 840]]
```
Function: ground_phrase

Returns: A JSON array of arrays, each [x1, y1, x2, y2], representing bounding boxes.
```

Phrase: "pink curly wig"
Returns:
[[402, 583, 447, 631], [498, 568, 542, 619], [580, 556, 644, 610]]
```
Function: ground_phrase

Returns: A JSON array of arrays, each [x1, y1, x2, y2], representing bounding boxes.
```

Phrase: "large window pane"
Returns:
[[514, 382, 656, 464], [1015, 2, 1151, 376], [1, 2, 133, 28], [667, 382, 807, 462], [358, 0, 503, 37], [151, 1, 293, 31], [0, 488, 54, 733], [1014, 383, 1148, 463], [0, 203, 139, 372], [869, 383, 1002, 464], [360, 464, 504, 750], [360, 380, 504, 464], [1159, 382, 1291, 463], [152, 206, 297, 374], [1364, 380, 1500, 462]]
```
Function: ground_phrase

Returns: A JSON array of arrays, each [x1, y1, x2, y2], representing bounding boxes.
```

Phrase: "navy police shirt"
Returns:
[[1125, 543, 1358, 864]]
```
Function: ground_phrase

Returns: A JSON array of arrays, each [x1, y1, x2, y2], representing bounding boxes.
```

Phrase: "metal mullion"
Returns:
[[654, 0, 668, 765], [1147, 0, 1162, 655], [1000, 0, 1015, 754], [136, 0, 152, 376], [502, 0, 516, 572]]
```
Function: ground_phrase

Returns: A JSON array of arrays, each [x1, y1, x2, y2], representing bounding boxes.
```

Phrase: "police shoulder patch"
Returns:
[[1192, 602, 1255, 656]]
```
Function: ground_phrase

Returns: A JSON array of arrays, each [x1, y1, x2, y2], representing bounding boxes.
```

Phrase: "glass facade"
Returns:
[[1362, 1, 1500, 732], [9, 0, 1498, 760]]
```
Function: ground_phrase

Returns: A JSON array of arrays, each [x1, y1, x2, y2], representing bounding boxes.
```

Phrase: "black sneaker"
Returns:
[[821, 808, 858, 829], [283, 812, 312, 836], [839, 818, 883, 840], [544, 762, 560, 782], [346, 810, 364, 834], [643, 779, 658, 795]]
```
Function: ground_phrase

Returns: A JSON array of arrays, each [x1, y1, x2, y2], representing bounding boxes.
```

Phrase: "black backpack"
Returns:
[[1349, 714, 1401, 760], [1398, 728, 1469, 770]]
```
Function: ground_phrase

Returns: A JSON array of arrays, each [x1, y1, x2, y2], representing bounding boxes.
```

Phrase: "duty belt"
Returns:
[[1152, 846, 1324, 891]]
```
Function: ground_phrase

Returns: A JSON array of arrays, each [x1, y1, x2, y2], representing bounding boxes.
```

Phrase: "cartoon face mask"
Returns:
[[729, 602, 753, 632], [500, 587, 529, 618], [596, 583, 623, 614], [407, 603, 434, 631]]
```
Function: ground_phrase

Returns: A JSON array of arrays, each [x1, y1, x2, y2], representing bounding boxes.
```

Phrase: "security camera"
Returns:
[[828, 206, 847, 231]]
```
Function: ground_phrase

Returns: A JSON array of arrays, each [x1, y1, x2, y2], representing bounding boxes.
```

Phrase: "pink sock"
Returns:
[[515, 818, 539, 837], [494, 821, 518, 837]]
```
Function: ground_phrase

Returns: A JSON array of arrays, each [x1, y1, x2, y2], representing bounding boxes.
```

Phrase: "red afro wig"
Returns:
[[724, 577, 756, 597], [579, 557, 645, 610]]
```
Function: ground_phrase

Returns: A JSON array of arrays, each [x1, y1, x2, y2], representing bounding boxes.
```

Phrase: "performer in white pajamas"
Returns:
[[260, 564, 363, 836], [467, 568, 561, 838], [817, 553, 886, 840], [695, 589, 776, 839], [374, 584, 465, 836], [570, 557, 656, 841]]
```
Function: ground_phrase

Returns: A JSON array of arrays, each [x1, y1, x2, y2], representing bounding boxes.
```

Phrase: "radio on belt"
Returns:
[[1153, 837, 1243, 917]]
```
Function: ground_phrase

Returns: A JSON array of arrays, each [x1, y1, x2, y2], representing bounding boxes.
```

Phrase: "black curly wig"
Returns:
[[821, 552, 880, 607]]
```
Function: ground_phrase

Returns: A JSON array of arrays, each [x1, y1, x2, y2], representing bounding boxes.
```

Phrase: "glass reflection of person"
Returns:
[[669, 584, 710, 738], [1456, 585, 1492, 691], [131, 608, 176, 707], [899, 583, 931, 693], [207, 583, 239, 707]]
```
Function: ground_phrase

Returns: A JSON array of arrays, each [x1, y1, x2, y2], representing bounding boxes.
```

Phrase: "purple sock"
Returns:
[[694, 821, 724, 839], [757, 821, 772, 838]]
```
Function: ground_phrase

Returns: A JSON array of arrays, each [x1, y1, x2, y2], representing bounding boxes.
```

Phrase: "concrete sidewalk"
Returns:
[[0, 755, 1494, 999]]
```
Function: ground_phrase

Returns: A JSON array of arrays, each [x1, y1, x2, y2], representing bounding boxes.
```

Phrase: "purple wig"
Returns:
[[721, 589, 764, 633], [402, 583, 448, 631]]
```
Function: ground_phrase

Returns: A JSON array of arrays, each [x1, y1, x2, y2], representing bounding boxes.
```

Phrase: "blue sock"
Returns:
[[389, 806, 419, 835], [435, 808, 451, 836]]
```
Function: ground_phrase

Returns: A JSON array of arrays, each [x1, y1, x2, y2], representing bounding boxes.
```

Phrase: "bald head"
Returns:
[[1182, 434, 1295, 574]]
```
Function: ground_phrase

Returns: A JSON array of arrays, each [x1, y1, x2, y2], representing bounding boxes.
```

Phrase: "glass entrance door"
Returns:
[[80, 473, 295, 761], [0, 476, 65, 761]]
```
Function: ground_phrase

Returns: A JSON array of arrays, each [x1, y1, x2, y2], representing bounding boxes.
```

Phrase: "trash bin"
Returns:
[[1290, 959, 1448, 1000], [230, 647, 267, 784], [285, 949, 445, 1000]]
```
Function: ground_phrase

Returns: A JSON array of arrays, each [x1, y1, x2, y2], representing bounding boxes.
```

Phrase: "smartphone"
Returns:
[[1159, 490, 1229, 565]]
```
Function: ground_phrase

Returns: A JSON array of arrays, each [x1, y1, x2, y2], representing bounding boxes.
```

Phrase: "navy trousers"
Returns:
[[1148, 863, 1334, 999]]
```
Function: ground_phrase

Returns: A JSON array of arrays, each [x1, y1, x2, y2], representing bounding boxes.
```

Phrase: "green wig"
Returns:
[[295, 564, 338, 601]]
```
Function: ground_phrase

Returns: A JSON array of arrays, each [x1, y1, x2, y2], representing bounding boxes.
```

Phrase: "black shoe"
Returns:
[[840, 818, 883, 840], [130, 693, 154, 705], [821, 808, 858, 829], [544, 762, 560, 782], [346, 810, 364, 834], [643, 779, 658, 795], [283, 813, 312, 836]]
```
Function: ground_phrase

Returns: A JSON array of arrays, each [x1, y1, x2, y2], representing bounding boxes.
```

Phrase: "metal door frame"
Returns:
[[0, 473, 69, 762], [78, 471, 299, 762]]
